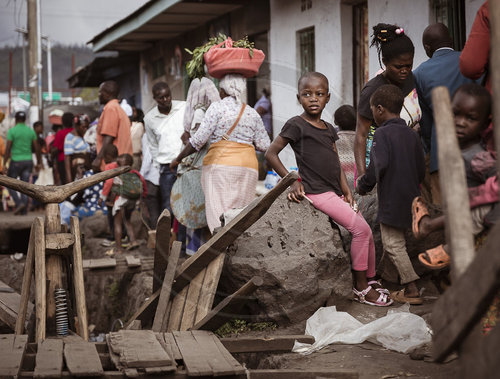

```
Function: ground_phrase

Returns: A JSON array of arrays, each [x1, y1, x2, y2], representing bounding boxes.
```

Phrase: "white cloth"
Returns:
[[144, 101, 185, 165], [220, 74, 247, 103], [140, 133, 160, 186], [189, 96, 270, 152], [120, 99, 133, 117], [130, 121, 144, 154], [183, 77, 220, 133]]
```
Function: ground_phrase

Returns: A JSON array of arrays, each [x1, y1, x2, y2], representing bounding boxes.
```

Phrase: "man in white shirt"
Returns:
[[144, 82, 186, 246]]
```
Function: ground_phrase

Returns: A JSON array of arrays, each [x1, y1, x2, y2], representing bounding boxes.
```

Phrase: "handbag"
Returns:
[[203, 38, 265, 79]]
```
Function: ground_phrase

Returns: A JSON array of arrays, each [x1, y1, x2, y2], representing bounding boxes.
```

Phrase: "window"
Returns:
[[431, 0, 466, 50], [297, 27, 315, 76], [301, 0, 312, 12], [151, 58, 165, 79]]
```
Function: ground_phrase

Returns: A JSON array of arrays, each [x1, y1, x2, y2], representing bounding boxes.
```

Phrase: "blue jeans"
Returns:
[[160, 164, 186, 253], [7, 160, 33, 209]]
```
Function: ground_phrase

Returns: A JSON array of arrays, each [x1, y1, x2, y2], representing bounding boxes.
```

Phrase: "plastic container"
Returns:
[[264, 171, 279, 190]]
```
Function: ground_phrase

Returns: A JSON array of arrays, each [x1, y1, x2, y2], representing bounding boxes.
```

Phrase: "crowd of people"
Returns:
[[0, 1, 496, 307]]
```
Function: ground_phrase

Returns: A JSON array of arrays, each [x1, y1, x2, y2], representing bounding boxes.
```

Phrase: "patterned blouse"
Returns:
[[189, 96, 270, 152]]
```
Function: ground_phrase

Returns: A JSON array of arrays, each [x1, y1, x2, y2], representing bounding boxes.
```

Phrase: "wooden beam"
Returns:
[[0, 166, 130, 204], [45, 233, 75, 250], [153, 241, 181, 332], [432, 86, 475, 280], [33, 217, 46, 342], [173, 171, 298, 293], [34, 338, 64, 378], [431, 222, 500, 361], [0, 334, 28, 378], [0, 280, 32, 332], [248, 369, 358, 378], [153, 209, 171, 293], [15, 221, 36, 334], [70, 217, 89, 341], [192, 276, 263, 331], [220, 335, 316, 353], [83, 258, 117, 270], [64, 341, 104, 376]]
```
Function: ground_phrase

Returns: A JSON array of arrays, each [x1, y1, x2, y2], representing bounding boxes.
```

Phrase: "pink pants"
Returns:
[[307, 192, 376, 277]]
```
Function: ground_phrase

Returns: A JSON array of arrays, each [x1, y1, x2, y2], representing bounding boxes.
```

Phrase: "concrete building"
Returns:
[[268, 0, 484, 167]]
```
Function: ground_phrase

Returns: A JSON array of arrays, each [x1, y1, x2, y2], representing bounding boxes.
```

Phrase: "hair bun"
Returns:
[[395, 27, 404, 35]]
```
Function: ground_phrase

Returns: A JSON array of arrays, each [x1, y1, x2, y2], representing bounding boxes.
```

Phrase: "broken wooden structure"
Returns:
[[430, 3, 500, 376], [0, 166, 129, 341], [0, 330, 357, 378], [125, 171, 298, 332]]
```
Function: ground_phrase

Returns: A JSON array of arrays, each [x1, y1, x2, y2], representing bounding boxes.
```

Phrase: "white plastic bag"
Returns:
[[292, 304, 432, 355]]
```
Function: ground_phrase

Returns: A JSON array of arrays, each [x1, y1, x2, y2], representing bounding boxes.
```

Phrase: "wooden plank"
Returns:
[[191, 330, 245, 375], [172, 331, 213, 376], [433, 86, 475, 279], [34, 217, 46, 342], [179, 267, 206, 331], [0, 280, 33, 332], [70, 217, 89, 341], [248, 369, 359, 378], [83, 258, 117, 270], [107, 330, 173, 368], [162, 333, 182, 361], [45, 204, 64, 337], [45, 233, 74, 250], [167, 285, 189, 332], [125, 320, 142, 330], [15, 221, 36, 334], [173, 171, 298, 294], [122, 291, 159, 330], [221, 335, 316, 353], [122, 173, 297, 328], [125, 255, 141, 268], [153, 209, 171, 293], [0, 334, 28, 377], [64, 341, 104, 376], [192, 276, 264, 331], [34, 338, 63, 378], [431, 221, 500, 361], [193, 253, 225, 325], [153, 241, 181, 332]]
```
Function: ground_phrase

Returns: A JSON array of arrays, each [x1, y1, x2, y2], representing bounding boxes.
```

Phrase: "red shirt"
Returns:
[[53, 127, 73, 162]]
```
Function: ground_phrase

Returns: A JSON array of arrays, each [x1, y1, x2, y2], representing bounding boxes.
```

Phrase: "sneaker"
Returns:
[[101, 239, 115, 247]]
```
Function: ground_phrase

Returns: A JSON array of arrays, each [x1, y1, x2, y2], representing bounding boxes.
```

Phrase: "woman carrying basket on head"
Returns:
[[171, 74, 270, 233]]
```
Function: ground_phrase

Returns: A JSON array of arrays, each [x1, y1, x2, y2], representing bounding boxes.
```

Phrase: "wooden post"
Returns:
[[34, 217, 46, 342], [492, 0, 500, 179], [153, 209, 171, 293], [70, 216, 89, 341], [15, 222, 36, 334], [432, 86, 475, 280], [44, 203, 64, 335]]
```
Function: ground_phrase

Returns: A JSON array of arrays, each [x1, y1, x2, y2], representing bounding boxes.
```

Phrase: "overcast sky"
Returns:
[[0, 0, 149, 47]]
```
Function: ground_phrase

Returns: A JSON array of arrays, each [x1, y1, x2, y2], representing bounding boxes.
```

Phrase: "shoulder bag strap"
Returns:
[[222, 103, 246, 140]]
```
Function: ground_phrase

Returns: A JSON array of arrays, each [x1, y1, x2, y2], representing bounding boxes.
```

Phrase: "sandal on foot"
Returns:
[[127, 241, 140, 251], [412, 196, 430, 239], [391, 289, 423, 305], [353, 286, 393, 307], [418, 244, 450, 270], [368, 280, 390, 294]]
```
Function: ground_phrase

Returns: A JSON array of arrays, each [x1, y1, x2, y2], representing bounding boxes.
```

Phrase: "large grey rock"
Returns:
[[221, 193, 352, 324], [80, 211, 149, 241]]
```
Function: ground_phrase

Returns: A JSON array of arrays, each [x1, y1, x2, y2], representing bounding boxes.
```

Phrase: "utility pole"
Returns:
[[9, 52, 13, 115], [28, 0, 42, 122]]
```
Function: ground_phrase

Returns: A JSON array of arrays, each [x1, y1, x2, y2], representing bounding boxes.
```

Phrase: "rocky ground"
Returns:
[[0, 194, 459, 377]]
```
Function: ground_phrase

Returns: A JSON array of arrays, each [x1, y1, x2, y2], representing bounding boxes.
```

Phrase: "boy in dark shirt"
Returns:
[[357, 84, 426, 304]]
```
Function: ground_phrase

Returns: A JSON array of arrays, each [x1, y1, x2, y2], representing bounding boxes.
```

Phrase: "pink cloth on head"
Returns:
[[307, 191, 376, 277]]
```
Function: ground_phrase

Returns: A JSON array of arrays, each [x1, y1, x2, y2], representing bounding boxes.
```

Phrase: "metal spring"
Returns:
[[54, 288, 69, 336]]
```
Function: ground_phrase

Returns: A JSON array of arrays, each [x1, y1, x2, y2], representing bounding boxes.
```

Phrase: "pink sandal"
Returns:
[[368, 280, 390, 294], [353, 286, 393, 307]]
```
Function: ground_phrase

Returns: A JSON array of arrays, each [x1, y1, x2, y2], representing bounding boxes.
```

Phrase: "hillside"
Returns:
[[0, 44, 94, 96]]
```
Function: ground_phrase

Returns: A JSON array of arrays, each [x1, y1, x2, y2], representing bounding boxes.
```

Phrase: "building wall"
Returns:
[[367, 0, 430, 78], [465, 0, 483, 35]]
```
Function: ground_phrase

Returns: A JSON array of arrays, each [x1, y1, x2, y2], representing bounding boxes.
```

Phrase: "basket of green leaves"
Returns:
[[185, 34, 265, 79]]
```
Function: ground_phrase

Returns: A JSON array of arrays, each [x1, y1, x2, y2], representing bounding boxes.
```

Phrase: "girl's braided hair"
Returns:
[[371, 23, 415, 68]]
